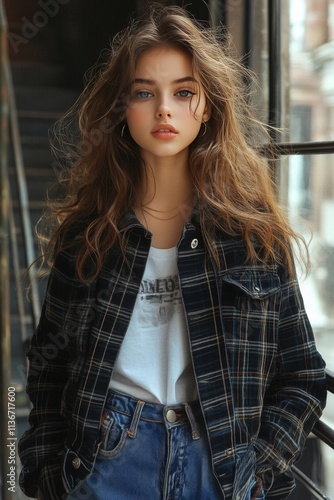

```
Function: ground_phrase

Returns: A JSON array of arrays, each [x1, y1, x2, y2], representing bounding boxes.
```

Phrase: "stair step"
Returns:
[[11, 62, 68, 87], [8, 172, 55, 205], [18, 119, 54, 139], [8, 141, 53, 168], [9, 166, 54, 177], [15, 110, 61, 137], [14, 407, 31, 418], [15, 86, 78, 113], [11, 199, 45, 210], [10, 314, 34, 327], [20, 135, 52, 145], [13, 181, 53, 203], [18, 109, 62, 120], [8, 167, 56, 182]]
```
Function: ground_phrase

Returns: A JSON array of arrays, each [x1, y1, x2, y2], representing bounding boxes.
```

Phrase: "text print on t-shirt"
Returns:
[[138, 274, 183, 328]]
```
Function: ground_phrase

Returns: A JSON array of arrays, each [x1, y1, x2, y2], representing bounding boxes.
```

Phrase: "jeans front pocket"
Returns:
[[98, 409, 129, 458]]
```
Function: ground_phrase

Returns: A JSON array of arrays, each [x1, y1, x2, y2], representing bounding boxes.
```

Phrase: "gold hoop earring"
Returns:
[[200, 121, 207, 137]]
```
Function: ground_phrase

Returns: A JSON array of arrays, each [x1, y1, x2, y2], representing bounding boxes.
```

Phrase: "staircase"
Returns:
[[8, 61, 79, 439]]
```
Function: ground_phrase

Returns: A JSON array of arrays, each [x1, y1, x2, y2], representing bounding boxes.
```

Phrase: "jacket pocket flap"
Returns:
[[222, 270, 280, 299]]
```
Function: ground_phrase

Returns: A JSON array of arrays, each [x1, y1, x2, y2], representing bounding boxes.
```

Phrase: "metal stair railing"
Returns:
[[313, 369, 334, 450], [0, 3, 41, 338], [5, 40, 41, 333], [291, 369, 334, 500], [1, 2, 42, 338], [0, 1, 40, 498], [0, 2, 12, 500]]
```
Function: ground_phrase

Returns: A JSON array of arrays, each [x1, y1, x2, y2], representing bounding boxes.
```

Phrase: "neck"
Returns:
[[134, 154, 195, 248], [138, 153, 194, 210]]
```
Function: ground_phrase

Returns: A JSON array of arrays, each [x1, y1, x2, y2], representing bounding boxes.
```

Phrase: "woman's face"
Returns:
[[126, 45, 210, 165]]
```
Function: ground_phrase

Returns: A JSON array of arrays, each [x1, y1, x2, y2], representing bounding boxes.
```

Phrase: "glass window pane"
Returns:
[[288, 154, 334, 370], [288, 1, 334, 495], [289, 0, 334, 142]]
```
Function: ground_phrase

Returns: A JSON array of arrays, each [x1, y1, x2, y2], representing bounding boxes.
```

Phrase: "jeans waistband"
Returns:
[[103, 389, 203, 440]]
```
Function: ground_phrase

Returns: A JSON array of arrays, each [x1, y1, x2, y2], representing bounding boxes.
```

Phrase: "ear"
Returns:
[[202, 103, 211, 123]]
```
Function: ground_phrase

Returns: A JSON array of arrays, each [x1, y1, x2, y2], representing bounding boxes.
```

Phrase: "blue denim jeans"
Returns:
[[67, 390, 265, 500]]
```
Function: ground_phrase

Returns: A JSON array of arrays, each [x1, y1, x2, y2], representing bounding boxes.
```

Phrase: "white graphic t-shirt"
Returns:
[[109, 246, 198, 405]]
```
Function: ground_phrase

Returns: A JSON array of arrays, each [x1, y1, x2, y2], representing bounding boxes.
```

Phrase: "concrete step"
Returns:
[[14, 85, 78, 113], [16, 109, 62, 137], [8, 137, 53, 168], [11, 62, 68, 88]]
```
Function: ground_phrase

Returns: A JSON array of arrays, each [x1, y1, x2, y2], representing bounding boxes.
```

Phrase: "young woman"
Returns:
[[18, 5, 327, 500]]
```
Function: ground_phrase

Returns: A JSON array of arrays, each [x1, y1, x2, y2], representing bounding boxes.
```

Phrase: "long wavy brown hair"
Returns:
[[39, 4, 307, 281]]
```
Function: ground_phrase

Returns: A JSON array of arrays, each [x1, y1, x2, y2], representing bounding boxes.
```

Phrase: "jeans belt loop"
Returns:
[[184, 403, 201, 440], [127, 400, 145, 438]]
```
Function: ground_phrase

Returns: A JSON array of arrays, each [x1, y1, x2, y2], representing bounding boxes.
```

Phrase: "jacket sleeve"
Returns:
[[18, 251, 89, 499], [254, 265, 327, 486]]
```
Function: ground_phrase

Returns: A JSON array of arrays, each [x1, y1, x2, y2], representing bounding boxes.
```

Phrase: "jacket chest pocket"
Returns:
[[220, 270, 281, 407], [220, 270, 280, 345]]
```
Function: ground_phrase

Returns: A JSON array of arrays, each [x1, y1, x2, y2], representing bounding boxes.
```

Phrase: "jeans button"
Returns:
[[166, 409, 177, 423], [72, 457, 81, 469]]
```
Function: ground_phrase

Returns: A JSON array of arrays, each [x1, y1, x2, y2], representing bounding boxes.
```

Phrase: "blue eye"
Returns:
[[176, 90, 195, 98], [135, 90, 152, 99]]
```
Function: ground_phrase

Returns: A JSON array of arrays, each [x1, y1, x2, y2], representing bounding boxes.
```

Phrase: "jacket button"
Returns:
[[191, 238, 198, 249], [72, 457, 81, 469]]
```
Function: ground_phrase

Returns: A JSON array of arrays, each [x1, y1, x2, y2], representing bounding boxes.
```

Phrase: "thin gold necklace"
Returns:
[[141, 206, 182, 221], [143, 205, 180, 214], [139, 196, 193, 214]]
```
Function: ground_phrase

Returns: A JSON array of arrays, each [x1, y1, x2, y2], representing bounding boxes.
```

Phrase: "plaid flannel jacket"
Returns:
[[18, 214, 327, 500]]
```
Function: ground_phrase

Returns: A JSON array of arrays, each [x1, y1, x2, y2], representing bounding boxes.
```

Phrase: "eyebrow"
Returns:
[[132, 77, 198, 85]]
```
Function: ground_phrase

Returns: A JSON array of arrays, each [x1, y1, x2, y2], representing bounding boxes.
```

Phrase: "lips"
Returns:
[[151, 123, 178, 135]]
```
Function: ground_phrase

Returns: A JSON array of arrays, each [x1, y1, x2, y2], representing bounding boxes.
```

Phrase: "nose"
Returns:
[[156, 97, 173, 119]]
